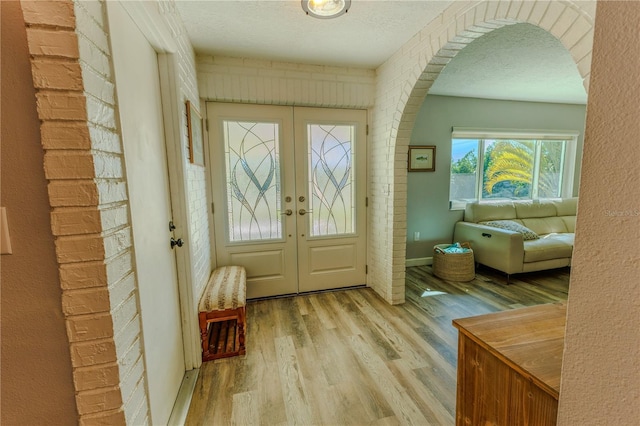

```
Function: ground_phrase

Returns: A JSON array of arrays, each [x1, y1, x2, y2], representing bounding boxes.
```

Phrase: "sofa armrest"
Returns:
[[453, 222, 525, 275]]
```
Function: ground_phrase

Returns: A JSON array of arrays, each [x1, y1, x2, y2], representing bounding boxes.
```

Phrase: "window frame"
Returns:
[[449, 128, 579, 210]]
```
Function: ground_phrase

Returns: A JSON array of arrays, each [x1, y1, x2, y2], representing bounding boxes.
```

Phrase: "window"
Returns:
[[449, 129, 578, 209]]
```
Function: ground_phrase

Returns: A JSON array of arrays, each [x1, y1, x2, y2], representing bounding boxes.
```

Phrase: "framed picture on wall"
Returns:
[[408, 145, 436, 172], [187, 100, 204, 166]]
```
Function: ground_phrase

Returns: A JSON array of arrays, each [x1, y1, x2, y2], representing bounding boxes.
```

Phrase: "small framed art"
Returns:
[[408, 145, 436, 172], [186, 100, 204, 166]]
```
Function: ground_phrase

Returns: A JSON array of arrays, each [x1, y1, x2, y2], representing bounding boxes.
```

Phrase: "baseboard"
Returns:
[[406, 257, 433, 267], [168, 368, 199, 426]]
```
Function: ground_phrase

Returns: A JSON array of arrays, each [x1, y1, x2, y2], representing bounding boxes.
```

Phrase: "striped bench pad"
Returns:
[[199, 266, 246, 312]]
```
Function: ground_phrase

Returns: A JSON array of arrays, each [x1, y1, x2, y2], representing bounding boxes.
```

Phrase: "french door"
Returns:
[[207, 103, 367, 298]]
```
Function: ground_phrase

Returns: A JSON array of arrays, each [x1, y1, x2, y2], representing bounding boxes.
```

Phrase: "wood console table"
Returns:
[[452, 303, 566, 426]]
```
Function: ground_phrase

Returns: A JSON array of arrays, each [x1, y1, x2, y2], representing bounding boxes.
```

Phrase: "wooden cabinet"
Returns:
[[453, 303, 566, 426]]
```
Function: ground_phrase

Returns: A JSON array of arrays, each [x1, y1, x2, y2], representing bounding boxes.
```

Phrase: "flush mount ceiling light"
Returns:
[[302, 0, 351, 19]]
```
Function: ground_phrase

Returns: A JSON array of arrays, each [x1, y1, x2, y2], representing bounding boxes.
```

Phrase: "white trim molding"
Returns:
[[406, 257, 433, 267]]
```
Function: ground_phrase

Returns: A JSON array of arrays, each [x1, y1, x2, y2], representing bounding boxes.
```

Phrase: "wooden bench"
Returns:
[[198, 266, 246, 362]]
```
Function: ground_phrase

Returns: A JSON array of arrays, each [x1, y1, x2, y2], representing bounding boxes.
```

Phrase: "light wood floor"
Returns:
[[185, 265, 570, 426]]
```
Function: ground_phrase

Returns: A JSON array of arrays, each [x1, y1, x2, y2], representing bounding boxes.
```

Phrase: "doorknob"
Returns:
[[299, 209, 312, 216], [281, 209, 293, 216], [170, 238, 184, 249]]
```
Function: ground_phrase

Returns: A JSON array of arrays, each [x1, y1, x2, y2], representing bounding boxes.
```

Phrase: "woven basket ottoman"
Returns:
[[433, 243, 475, 282]]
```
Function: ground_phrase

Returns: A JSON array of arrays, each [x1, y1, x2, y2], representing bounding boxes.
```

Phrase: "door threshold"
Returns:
[[299, 284, 367, 296], [248, 284, 368, 302], [248, 292, 298, 302]]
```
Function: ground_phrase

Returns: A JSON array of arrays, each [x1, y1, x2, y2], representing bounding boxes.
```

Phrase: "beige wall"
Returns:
[[558, 1, 640, 423], [0, 1, 78, 423]]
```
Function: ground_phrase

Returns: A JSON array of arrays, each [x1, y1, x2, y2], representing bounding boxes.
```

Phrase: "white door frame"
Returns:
[[206, 103, 368, 297], [157, 54, 200, 369], [120, 1, 199, 370]]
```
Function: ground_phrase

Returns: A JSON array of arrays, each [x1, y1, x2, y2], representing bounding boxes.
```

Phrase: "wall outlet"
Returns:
[[414, 231, 420, 241]]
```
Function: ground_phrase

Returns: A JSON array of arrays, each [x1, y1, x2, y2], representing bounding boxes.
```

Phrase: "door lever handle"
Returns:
[[281, 209, 293, 216], [298, 209, 313, 216], [170, 237, 184, 249]]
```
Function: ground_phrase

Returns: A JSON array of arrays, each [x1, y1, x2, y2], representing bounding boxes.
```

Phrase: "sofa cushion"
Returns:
[[515, 200, 557, 219], [480, 220, 539, 240], [560, 216, 576, 232], [520, 217, 568, 235], [523, 233, 574, 262], [552, 197, 578, 216], [465, 201, 516, 223]]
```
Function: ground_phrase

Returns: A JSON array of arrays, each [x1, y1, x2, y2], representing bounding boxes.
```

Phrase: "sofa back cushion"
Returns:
[[464, 201, 516, 223], [463, 198, 577, 228], [480, 220, 540, 240], [560, 216, 577, 232], [515, 200, 557, 218], [521, 217, 568, 235], [552, 197, 578, 216]]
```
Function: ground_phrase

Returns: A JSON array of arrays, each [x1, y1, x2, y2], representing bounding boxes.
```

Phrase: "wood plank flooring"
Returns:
[[185, 265, 570, 426]]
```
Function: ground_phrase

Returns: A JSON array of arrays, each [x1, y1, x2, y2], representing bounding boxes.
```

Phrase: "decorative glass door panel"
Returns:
[[208, 103, 366, 298], [209, 103, 298, 299], [307, 124, 356, 238], [223, 121, 282, 242]]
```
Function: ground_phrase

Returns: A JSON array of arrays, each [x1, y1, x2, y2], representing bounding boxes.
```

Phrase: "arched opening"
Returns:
[[406, 23, 587, 264], [368, 1, 595, 304]]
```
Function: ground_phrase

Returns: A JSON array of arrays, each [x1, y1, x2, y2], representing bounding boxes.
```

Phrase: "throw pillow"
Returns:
[[480, 220, 539, 240]]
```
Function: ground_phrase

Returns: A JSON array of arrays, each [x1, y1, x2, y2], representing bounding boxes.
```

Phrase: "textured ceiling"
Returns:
[[429, 23, 587, 104], [175, 1, 587, 104], [175, 0, 453, 68]]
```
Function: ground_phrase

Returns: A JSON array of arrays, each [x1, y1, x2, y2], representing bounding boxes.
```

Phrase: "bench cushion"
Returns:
[[199, 266, 246, 312]]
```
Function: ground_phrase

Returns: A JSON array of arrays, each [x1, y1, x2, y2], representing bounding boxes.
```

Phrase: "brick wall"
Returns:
[[21, 0, 132, 423], [197, 56, 376, 108], [21, 0, 207, 423], [369, 0, 595, 304]]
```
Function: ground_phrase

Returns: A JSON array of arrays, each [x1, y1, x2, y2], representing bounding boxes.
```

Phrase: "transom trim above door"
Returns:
[[207, 103, 367, 298]]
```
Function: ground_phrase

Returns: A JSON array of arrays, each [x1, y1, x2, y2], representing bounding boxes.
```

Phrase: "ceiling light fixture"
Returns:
[[302, 0, 351, 19]]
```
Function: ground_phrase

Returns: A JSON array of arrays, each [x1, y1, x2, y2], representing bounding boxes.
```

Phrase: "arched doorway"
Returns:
[[367, 1, 595, 304], [405, 23, 587, 264]]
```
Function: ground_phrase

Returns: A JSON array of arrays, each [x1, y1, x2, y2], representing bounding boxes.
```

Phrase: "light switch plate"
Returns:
[[1, 207, 12, 255]]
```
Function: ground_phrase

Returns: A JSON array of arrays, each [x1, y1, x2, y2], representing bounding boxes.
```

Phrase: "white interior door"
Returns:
[[208, 103, 367, 297], [108, 3, 185, 424]]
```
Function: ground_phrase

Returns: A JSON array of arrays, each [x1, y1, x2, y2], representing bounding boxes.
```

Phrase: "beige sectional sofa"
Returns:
[[453, 198, 577, 276]]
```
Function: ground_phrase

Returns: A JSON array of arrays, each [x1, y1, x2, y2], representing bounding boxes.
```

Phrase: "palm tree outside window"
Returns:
[[449, 129, 578, 210]]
